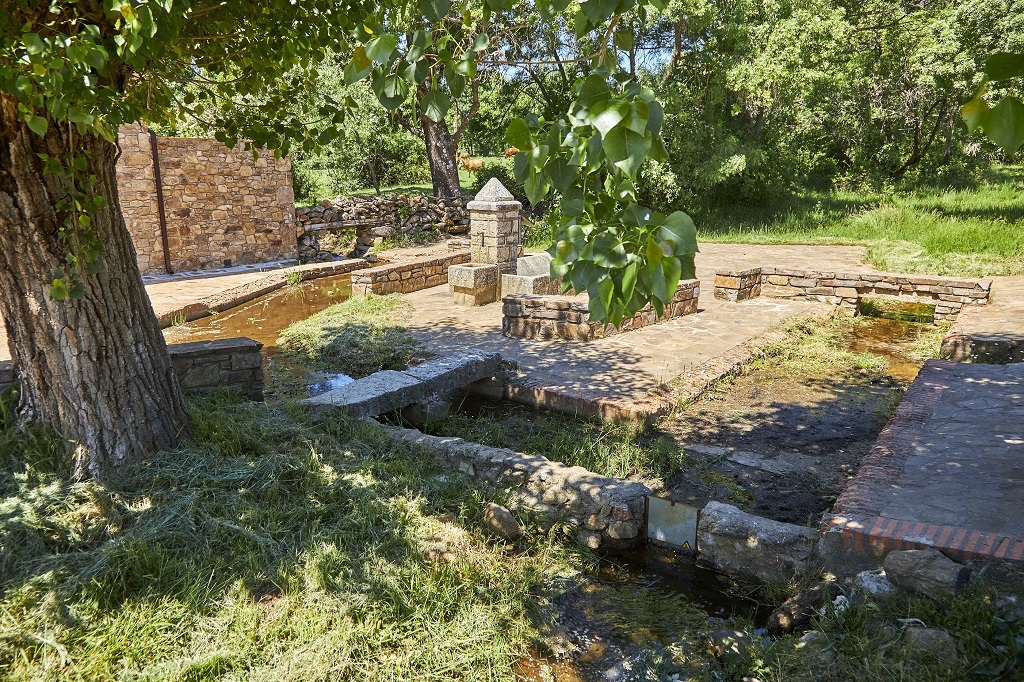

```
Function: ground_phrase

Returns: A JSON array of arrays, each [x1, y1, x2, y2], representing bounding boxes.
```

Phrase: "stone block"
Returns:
[[449, 262, 499, 289], [883, 549, 971, 598], [453, 284, 498, 306], [697, 501, 819, 584]]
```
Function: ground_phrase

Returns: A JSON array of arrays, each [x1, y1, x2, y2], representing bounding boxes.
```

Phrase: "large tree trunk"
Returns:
[[0, 98, 191, 480], [421, 117, 461, 198]]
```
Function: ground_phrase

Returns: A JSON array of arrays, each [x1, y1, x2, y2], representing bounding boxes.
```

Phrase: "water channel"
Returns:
[[161, 277, 942, 679]]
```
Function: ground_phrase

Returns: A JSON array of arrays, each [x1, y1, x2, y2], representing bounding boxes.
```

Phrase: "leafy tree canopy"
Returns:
[[1, 0, 697, 324]]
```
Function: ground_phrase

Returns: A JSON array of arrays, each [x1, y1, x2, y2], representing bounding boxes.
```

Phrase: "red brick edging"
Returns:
[[823, 513, 1024, 562]]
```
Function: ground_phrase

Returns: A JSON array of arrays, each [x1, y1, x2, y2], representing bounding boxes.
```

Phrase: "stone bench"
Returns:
[[350, 251, 470, 295], [0, 337, 265, 401]]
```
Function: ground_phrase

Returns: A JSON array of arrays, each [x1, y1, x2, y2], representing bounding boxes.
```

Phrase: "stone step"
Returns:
[[303, 351, 508, 417]]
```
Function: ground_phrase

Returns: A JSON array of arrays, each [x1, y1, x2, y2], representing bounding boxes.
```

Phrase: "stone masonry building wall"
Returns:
[[116, 124, 297, 274]]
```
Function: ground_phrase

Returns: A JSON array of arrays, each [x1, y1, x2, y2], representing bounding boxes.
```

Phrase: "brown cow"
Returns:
[[458, 153, 485, 174], [504, 147, 520, 158]]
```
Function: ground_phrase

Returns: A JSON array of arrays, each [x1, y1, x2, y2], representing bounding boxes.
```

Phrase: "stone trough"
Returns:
[[303, 350, 510, 418]]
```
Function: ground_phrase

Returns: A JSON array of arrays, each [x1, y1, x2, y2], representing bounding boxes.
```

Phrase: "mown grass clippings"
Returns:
[[277, 293, 423, 378], [697, 164, 1024, 277], [0, 393, 589, 681], [747, 314, 891, 377]]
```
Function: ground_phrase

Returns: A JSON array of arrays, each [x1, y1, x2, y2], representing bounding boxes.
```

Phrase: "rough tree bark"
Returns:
[[0, 96, 192, 479], [422, 116, 462, 198]]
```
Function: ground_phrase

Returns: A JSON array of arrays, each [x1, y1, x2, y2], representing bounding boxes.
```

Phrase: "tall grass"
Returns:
[[0, 394, 585, 681], [697, 165, 1024, 276]]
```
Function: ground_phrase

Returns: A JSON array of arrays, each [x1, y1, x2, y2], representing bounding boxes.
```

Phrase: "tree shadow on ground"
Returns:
[[659, 373, 905, 526]]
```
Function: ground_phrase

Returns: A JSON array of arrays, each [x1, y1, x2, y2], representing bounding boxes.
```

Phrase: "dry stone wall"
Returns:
[[714, 267, 991, 322], [116, 125, 297, 274], [294, 193, 471, 261], [502, 279, 700, 341]]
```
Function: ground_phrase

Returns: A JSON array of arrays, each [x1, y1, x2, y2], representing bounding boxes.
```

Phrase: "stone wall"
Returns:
[[502, 279, 701, 341], [714, 267, 991, 322], [0, 337, 264, 400], [351, 251, 471, 295], [380, 424, 650, 549], [294, 193, 471, 261], [116, 125, 297, 274]]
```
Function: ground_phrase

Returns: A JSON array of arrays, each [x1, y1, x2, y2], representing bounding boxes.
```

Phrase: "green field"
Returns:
[[695, 165, 1024, 277]]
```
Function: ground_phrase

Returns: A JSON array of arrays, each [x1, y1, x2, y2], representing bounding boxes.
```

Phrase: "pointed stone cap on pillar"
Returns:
[[467, 178, 521, 211]]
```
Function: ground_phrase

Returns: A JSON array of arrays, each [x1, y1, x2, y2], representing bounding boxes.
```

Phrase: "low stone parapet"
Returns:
[[351, 250, 470, 295], [714, 267, 991, 322], [0, 337, 265, 400], [379, 424, 650, 549], [502, 279, 700, 341]]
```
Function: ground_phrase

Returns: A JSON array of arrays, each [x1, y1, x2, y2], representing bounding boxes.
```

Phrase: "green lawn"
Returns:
[[0, 393, 585, 681], [696, 165, 1024, 277]]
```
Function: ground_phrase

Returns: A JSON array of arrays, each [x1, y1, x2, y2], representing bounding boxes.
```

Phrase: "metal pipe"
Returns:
[[148, 129, 173, 274]]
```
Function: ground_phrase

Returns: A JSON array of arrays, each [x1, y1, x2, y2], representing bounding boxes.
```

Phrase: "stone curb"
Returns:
[[373, 422, 650, 549], [154, 258, 373, 328], [826, 359, 1024, 565]]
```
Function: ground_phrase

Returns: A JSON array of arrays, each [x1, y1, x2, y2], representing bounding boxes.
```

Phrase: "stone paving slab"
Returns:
[[826, 359, 1024, 563], [941, 276, 1024, 363], [399, 244, 860, 417], [304, 351, 505, 417]]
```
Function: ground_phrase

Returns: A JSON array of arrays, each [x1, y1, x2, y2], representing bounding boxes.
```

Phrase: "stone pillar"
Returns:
[[448, 179, 522, 306], [467, 178, 521, 274]]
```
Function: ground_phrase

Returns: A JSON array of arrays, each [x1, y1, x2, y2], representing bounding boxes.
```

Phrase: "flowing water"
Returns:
[[163, 274, 356, 395], [517, 546, 767, 681]]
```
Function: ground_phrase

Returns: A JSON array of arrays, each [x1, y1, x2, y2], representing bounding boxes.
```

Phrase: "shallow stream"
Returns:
[[163, 274, 356, 395]]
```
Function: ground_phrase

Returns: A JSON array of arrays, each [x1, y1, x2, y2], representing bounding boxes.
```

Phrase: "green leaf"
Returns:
[[365, 35, 398, 64], [538, 0, 572, 19], [580, 0, 619, 25], [23, 33, 44, 55], [985, 52, 1024, 82], [588, 99, 630, 137], [657, 211, 698, 256], [420, 0, 453, 22], [574, 75, 612, 118], [602, 127, 651, 177], [983, 96, 1024, 156], [25, 114, 47, 138], [473, 33, 490, 51], [614, 28, 634, 51], [422, 90, 450, 122], [621, 261, 638, 300], [373, 74, 409, 110], [505, 118, 533, 149], [652, 256, 681, 304], [545, 158, 577, 191], [962, 97, 990, 134], [621, 203, 650, 227], [525, 172, 551, 205]]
